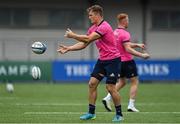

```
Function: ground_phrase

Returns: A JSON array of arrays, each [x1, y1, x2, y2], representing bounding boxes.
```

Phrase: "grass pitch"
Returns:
[[0, 82, 180, 123]]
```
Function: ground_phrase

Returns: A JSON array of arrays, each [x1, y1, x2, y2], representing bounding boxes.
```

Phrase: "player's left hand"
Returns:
[[57, 44, 70, 54], [142, 53, 150, 59], [64, 28, 75, 38]]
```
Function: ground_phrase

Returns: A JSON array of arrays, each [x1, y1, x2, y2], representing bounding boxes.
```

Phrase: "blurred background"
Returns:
[[0, 0, 180, 82]]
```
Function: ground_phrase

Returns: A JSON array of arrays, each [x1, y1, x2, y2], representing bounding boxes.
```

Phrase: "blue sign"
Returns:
[[52, 60, 180, 81], [136, 60, 180, 80], [52, 61, 95, 81]]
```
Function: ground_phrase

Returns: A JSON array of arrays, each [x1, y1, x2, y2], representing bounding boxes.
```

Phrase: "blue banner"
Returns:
[[52, 60, 180, 81], [136, 60, 180, 80], [52, 61, 95, 81]]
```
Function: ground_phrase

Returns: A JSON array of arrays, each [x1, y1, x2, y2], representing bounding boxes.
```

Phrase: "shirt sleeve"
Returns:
[[122, 32, 131, 43], [95, 25, 107, 37]]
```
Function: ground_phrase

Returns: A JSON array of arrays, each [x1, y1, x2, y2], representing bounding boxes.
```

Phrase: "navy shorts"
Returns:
[[120, 60, 138, 78], [91, 57, 121, 84]]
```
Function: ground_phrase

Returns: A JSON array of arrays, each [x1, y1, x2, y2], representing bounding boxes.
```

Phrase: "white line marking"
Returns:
[[15, 102, 179, 106], [1, 123, 179, 124], [16, 103, 88, 106], [24, 111, 180, 115], [0, 97, 19, 100], [136, 103, 180, 106]]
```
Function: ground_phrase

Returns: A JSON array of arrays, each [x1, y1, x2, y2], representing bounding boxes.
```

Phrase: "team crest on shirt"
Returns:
[[110, 73, 115, 77], [114, 31, 119, 36]]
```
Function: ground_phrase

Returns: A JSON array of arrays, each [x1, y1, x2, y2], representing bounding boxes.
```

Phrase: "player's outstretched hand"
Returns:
[[142, 53, 150, 59], [64, 28, 75, 38], [57, 44, 70, 54]]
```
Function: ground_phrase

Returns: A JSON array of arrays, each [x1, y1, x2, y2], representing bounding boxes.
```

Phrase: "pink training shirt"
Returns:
[[87, 21, 120, 60], [114, 28, 133, 62]]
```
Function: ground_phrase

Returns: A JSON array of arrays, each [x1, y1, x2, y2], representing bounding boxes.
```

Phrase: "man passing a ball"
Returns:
[[57, 5, 123, 122]]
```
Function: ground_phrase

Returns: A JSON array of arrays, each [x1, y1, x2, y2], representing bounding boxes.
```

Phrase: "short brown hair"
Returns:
[[117, 13, 128, 22], [87, 5, 103, 17]]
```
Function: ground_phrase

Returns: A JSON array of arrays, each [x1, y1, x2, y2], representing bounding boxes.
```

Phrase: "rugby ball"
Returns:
[[31, 66, 41, 80], [31, 42, 46, 54], [6, 83, 14, 93]]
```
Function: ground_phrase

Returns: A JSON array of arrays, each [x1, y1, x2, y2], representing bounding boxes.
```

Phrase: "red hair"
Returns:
[[117, 13, 128, 22]]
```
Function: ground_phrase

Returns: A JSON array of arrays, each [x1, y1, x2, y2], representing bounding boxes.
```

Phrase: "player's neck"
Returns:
[[96, 19, 104, 26], [118, 25, 125, 29]]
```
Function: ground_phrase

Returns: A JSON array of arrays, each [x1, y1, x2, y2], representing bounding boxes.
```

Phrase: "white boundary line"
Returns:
[[0, 97, 19, 100], [0, 122, 179, 124], [24, 111, 180, 115], [23, 112, 180, 124], [14, 103, 179, 106], [16, 103, 88, 106]]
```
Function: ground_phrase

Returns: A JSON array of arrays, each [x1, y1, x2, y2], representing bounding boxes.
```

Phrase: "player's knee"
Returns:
[[88, 81, 97, 89], [106, 84, 116, 93], [121, 81, 126, 87], [130, 77, 139, 85]]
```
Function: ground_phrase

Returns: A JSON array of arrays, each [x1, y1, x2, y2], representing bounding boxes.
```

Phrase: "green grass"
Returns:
[[0, 82, 180, 123]]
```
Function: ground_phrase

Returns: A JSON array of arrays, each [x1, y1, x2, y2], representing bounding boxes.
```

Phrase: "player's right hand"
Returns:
[[64, 28, 75, 38], [137, 43, 145, 49], [57, 44, 70, 54], [142, 53, 150, 59]]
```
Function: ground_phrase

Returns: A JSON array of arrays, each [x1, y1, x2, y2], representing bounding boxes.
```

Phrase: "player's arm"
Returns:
[[123, 42, 150, 59], [57, 42, 90, 54], [129, 42, 145, 49], [68, 42, 90, 51], [64, 28, 101, 43]]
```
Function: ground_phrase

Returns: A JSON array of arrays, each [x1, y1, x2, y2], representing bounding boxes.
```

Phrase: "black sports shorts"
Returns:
[[120, 60, 138, 78], [91, 57, 121, 84]]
